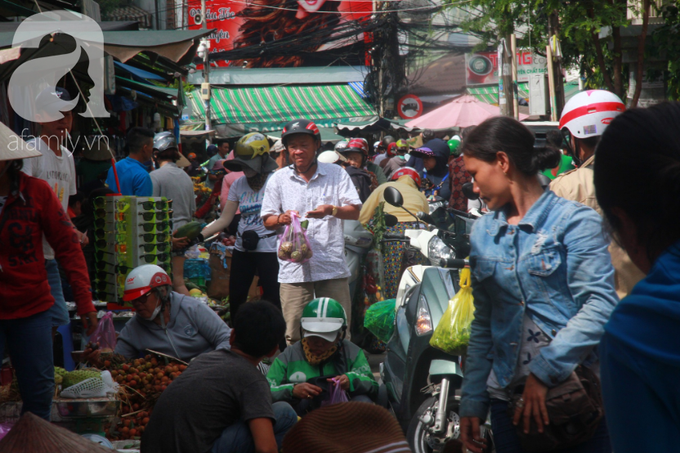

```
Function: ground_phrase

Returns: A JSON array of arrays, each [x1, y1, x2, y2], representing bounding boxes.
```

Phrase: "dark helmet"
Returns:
[[281, 119, 320, 147], [382, 135, 396, 146]]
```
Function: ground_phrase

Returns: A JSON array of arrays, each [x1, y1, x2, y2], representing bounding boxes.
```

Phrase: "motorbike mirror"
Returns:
[[384, 214, 398, 227], [462, 182, 478, 200], [384, 186, 404, 208], [416, 211, 435, 225]]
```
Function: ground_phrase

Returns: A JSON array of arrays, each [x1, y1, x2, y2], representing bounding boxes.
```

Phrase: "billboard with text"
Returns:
[[188, 0, 371, 68], [465, 51, 548, 86]]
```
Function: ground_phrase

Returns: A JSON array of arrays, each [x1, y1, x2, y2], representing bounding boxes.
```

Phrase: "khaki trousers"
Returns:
[[280, 277, 351, 345]]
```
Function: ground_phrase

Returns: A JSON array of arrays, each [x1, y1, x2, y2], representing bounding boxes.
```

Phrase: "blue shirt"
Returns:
[[600, 241, 680, 452], [459, 190, 618, 419], [105, 157, 153, 196]]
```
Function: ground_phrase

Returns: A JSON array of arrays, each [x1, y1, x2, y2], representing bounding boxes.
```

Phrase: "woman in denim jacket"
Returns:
[[458, 117, 618, 453]]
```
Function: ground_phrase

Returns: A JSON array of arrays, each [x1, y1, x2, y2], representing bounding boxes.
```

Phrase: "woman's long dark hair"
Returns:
[[232, 0, 340, 68], [462, 116, 561, 177], [595, 102, 680, 261], [5, 159, 23, 193]]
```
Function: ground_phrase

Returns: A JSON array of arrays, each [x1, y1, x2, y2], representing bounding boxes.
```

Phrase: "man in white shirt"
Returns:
[[261, 119, 362, 345], [22, 87, 86, 329]]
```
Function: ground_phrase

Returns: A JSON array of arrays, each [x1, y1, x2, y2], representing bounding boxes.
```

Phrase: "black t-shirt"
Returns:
[[141, 349, 274, 453]]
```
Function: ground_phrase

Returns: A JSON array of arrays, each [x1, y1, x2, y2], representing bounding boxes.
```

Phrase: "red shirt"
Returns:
[[0, 173, 94, 319]]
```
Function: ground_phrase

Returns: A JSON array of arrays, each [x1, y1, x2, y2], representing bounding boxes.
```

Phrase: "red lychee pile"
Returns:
[[104, 354, 187, 441]]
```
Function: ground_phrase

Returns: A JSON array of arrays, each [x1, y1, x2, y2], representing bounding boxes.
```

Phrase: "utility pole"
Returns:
[[548, 12, 565, 117], [498, 36, 514, 117], [510, 34, 519, 120]]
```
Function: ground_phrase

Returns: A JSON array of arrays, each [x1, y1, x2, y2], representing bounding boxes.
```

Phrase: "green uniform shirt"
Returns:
[[267, 339, 378, 402]]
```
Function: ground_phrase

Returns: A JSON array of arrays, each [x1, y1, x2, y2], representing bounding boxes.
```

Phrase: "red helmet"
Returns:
[[343, 138, 369, 158], [391, 166, 421, 187], [386, 142, 398, 157], [123, 264, 172, 301]]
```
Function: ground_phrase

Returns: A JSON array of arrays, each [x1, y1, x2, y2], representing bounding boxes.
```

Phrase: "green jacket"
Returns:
[[367, 161, 387, 185], [267, 340, 378, 402]]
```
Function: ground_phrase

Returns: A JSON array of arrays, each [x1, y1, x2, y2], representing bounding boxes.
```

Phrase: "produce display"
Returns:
[[103, 354, 188, 441]]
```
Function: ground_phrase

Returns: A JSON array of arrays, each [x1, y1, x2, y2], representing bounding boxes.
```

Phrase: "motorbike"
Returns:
[[375, 186, 492, 453]]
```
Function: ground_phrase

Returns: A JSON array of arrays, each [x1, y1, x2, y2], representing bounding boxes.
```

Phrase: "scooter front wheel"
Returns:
[[407, 396, 461, 453], [407, 397, 494, 453]]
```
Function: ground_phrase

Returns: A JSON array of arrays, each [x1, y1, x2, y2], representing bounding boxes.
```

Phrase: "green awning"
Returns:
[[186, 84, 376, 132], [468, 81, 581, 106]]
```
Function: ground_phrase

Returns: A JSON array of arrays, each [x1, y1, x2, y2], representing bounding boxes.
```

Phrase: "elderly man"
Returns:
[[261, 119, 362, 345]]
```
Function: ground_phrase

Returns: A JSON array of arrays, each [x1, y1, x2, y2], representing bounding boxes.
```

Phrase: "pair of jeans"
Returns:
[[229, 250, 280, 318], [210, 401, 297, 453], [45, 259, 70, 327], [489, 399, 612, 453], [0, 309, 54, 420]]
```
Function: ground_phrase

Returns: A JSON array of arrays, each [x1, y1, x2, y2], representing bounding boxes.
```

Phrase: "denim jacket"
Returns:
[[459, 190, 618, 419]]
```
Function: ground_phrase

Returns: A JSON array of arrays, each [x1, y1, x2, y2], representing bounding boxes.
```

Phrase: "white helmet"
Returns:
[[559, 90, 625, 139], [123, 264, 172, 301], [318, 150, 347, 164], [334, 140, 348, 152]]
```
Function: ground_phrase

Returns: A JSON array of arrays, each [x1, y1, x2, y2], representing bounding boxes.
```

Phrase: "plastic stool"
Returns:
[[57, 324, 76, 371]]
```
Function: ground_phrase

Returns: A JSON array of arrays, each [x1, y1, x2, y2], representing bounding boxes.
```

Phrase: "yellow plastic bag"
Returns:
[[429, 268, 474, 354]]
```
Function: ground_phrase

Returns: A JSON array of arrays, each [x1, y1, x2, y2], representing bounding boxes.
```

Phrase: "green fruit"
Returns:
[[278, 249, 291, 259], [63, 370, 101, 389], [290, 251, 302, 262], [174, 221, 204, 240], [55, 375, 63, 385], [54, 367, 67, 377]]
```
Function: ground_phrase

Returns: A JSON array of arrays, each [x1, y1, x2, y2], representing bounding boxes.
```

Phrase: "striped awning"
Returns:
[[186, 84, 376, 132], [468, 81, 581, 106]]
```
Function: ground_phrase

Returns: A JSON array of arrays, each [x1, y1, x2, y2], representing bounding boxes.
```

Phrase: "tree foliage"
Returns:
[[454, 0, 630, 99]]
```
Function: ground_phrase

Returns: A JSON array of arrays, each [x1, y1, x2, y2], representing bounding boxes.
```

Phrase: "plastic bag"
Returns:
[[429, 268, 474, 354], [278, 212, 313, 263], [0, 422, 14, 441], [60, 370, 118, 398], [321, 377, 349, 407], [364, 299, 396, 343], [90, 312, 116, 351]]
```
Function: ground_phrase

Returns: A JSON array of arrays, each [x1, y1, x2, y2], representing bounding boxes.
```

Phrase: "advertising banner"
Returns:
[[188, 0, 371, 68], [465, 51, 547, 86]]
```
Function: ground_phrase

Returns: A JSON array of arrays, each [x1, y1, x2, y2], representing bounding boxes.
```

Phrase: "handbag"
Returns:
[[508, 366, 604, 452]]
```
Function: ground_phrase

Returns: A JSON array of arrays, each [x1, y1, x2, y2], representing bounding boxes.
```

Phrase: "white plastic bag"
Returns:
[[60, 371, 118, 398]]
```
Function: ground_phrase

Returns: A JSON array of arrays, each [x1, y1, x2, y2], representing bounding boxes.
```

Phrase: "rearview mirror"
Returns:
[[384, 186, 404, 208], [384, 214, 398, 227], [462, 182, 478, 200]]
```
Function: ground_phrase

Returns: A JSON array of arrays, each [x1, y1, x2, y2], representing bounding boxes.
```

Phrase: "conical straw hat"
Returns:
[[0, 121, 41, 162], [0, 412, 113, 452]]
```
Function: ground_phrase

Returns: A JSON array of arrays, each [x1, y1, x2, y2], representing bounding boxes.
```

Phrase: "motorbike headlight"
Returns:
[[415, 294, 433, 336], [427, 236, 455, 265]]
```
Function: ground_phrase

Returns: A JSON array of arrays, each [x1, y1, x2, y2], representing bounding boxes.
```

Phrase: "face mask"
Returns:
[[141, 299, 162, 321]]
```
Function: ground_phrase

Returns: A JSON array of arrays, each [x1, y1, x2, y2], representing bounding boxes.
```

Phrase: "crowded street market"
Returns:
[[0, 1, 679, 453]]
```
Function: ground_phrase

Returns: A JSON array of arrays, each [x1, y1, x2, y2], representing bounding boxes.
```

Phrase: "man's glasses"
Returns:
[[139, 243, 169, 253], [138, 211, 172, 222]]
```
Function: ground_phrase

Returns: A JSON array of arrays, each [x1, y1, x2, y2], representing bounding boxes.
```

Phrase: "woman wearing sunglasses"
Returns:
[[195, 133, 281, 323], [0, 121, 98, 420]]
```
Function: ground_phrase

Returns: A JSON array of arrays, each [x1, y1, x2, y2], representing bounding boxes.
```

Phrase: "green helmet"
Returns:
[[448, 136, 462, 156], [300, 298, 346, 341]]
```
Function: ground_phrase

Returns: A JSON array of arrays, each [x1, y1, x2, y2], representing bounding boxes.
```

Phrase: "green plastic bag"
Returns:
[[430, 268, 474, 354], [364, 299, 396, 343]]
